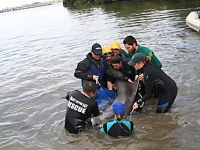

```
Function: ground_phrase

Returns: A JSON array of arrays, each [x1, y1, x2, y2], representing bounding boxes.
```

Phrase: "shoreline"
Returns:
[[0, 1, 61, 13]]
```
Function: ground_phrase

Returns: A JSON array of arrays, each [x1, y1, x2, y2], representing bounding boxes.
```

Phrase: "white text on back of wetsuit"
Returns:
[[68, 96, 88, 114]]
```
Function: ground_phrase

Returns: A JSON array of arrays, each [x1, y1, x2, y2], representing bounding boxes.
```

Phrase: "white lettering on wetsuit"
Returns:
[[68, 96, 88, 114]]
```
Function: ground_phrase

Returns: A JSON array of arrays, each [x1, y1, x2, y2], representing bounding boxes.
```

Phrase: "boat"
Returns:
[[186, 11, 200, 32]]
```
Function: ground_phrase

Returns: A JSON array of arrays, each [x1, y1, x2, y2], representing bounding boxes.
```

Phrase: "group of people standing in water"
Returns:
[[64, 35, 178, 137]]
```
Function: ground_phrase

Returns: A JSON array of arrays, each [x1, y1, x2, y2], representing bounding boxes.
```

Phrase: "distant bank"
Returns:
[[0, 1, 62, 13]]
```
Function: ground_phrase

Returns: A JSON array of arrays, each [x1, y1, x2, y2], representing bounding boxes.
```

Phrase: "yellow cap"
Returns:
[[102, 46, 112, 54], [110, 41, 121, 50]]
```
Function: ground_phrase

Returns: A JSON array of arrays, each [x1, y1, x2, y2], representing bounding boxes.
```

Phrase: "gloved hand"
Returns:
[[136, 98, 145, 108], [132, 99, 145, 110]]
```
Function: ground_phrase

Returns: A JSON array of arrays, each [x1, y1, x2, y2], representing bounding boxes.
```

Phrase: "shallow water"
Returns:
[[0, 1, 200, 149]]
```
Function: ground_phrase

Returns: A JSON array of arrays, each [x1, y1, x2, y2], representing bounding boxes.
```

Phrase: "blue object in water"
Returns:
[[95, 87, 117, 111]]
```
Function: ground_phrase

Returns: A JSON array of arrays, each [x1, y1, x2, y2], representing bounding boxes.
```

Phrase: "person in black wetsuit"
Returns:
[[64, 82, 101, 134], [100, 102, 133, 137], [128, 53, 178, 113]]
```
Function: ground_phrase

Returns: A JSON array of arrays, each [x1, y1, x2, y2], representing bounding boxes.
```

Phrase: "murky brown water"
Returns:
[[0, 1, 200, 149]]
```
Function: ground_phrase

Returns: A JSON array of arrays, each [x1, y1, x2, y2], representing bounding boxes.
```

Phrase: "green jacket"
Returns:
[[127, 45, 162, 68]]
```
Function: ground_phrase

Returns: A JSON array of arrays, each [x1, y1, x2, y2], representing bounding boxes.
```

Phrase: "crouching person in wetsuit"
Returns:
[[100, 102, 133, 137], [64, 82, 101, 134], [128, 53, 178, 113]]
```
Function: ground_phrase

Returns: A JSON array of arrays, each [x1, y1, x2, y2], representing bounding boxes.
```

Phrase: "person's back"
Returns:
[[139, 62, 177, 112], [137, 45, 162, 68], [65, 82, 100, 134], [100, 102, 133, 137]]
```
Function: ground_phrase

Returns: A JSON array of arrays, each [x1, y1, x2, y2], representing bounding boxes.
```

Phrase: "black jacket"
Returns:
[[74, 53, 129, 87], [65, 90, 100, 134]]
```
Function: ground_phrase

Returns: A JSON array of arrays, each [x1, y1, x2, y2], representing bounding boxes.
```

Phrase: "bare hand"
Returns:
[[93, 75, 99, 81], [135, 75, 139, 80], [112, 84, 117, 90], [128, 78, 133, 83], [138, 73, 144, 81], [132, 102, 139, 110]]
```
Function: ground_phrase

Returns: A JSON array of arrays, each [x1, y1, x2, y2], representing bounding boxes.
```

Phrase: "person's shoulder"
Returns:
[[70, 90, 81, 96], [120, 49, 129, 58], [123, 119, 132, 123], [77, 56, 88, 63], [138, 45, 152, 52], [145, 63, 160, 73], [122, 58, 131, 63], [87, 98, 98, 107], [122, 120, 133, 128], [120, 49, 126, 53], [77, 55, 92, 64]]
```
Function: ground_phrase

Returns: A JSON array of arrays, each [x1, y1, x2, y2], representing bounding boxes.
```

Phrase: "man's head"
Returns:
[[102, 46, 112, 63], [83, 82, 99, 99], [128, 52, 146, 70], [110, 55, 123, 70], [112, 102, 126, 115], [110, 41, 121, 56], [91, 43, 102, 60], [123, 36, 138, 53]]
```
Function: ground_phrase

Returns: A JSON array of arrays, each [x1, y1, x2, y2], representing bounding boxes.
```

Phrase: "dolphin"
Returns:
[[93, 79, 139, 125]]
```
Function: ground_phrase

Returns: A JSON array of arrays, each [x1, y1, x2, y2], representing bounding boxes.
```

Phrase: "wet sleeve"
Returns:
[[130, 121, 133, 133], [65, 91, 71, 100], [92, 102, 101, 117], [100, 123, 107, 133], [105, 63, 128, 81], [106, 74, 115, 83], [74, 59, 93, 80], [141, 82, 153, 102]]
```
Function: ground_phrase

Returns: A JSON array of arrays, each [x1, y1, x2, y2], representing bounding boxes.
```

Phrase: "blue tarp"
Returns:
[[95, 87, 117, 111]]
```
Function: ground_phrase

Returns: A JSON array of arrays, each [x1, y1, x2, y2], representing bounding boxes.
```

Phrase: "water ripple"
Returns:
[[0, 1, 200, 150]]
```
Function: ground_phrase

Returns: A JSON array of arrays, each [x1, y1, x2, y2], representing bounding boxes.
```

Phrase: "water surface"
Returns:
[[0, 1, 200, 149]]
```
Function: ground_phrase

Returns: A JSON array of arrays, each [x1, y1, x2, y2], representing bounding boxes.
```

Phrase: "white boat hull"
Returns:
[[186, 11, 200, 33]]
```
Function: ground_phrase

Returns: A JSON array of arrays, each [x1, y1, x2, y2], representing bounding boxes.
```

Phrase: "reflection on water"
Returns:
[[0, 0, 200, 149]]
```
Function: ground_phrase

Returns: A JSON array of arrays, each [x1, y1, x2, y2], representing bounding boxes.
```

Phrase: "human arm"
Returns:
[[92, 102, 101, 117], [100, 123, 107, 133], [135, 73, 144, 81], [104, 62, 129, 81], [65, 91, 71, 100], [74, 59, 93, 80], [130, 121, 133, 133], [133, 75, 154, 110]]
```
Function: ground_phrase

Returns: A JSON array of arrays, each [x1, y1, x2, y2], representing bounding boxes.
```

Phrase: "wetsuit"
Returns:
[[74, 53, 129, 87], [65, 90, 100, 134], [139, 63, 177, 113], [100, 118, 133, 137], [128, 45, 162, 97]]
